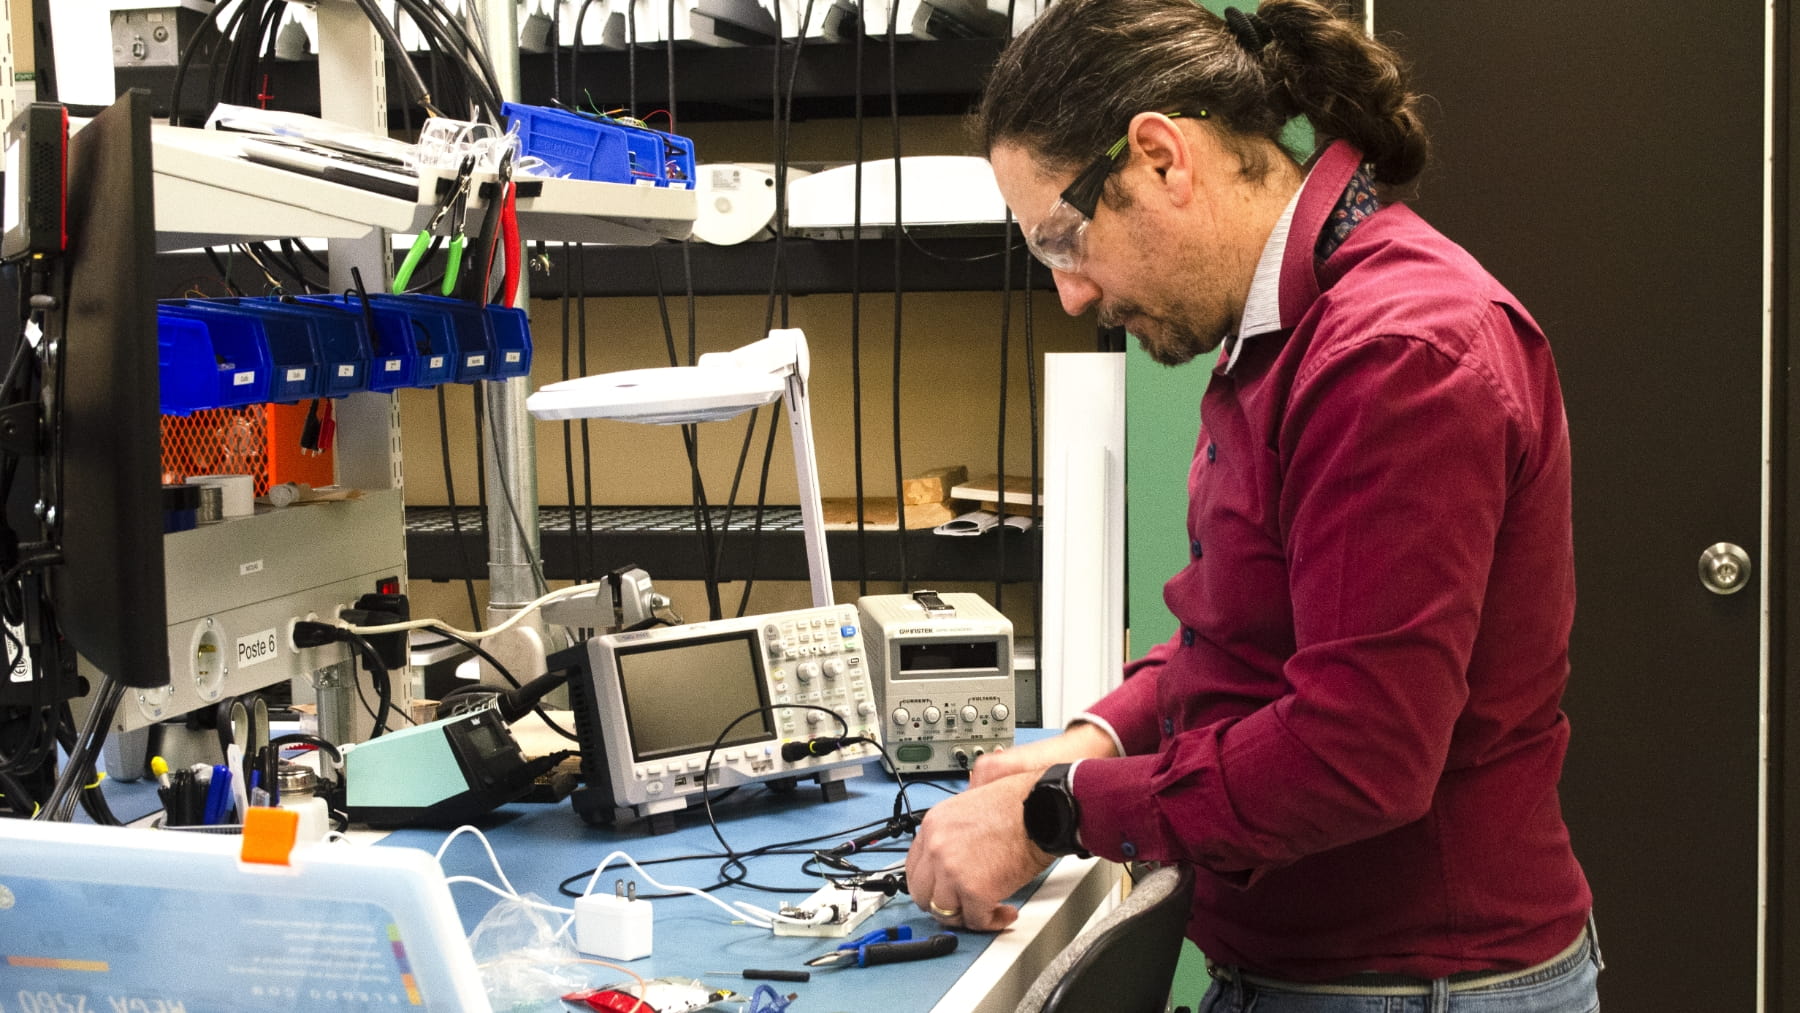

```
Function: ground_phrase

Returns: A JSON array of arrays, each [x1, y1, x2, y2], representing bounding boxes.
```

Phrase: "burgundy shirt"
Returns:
[[1071, 141, 1591, 981]]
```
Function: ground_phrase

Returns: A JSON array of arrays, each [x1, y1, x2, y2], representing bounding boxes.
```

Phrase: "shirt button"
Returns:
[[1206, 443, 1217, 462], [1121, 841, 1138, 859], [1180, 628, 1196, 647], [1162, 717, 1175, 736], [1190, 539, 1203, 559]]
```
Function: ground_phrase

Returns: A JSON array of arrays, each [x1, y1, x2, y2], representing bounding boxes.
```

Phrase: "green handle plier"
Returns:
[[393, 155, 476, 295]]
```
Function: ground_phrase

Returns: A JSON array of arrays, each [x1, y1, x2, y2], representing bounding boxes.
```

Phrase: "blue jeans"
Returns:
[[1197, 918, 1603, 1013]]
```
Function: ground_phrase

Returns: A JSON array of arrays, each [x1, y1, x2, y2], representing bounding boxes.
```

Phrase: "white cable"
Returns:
[[342, 580, 604, 640], [434, 825, 773, 932], [444, 874, 575, 915], [574, 849, 774, 930]]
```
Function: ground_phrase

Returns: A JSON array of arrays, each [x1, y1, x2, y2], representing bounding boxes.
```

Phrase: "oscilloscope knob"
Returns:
[[823, 658, 846, 679], [796, 661, 820, 683], [857, 700, 876, 717]]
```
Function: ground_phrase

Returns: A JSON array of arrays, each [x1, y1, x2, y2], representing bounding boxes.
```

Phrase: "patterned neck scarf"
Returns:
[[1314, 164, 1381, 263]]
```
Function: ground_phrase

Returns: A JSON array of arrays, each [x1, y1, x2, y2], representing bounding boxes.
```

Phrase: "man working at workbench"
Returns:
[[903, 2, 1600, 1010]]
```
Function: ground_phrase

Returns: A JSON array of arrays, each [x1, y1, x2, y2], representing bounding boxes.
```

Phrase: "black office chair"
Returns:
[[1017, 862, 1196, 1013]]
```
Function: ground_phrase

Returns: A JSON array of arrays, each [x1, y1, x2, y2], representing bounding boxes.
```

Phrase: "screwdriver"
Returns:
[[705, 969, 811, 983]]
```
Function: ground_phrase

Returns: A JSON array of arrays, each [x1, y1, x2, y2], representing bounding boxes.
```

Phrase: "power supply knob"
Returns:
[[796, 661, 820, 683], [923, 706, 942, 724], [960, 705, 980, 724], [892, 707, 912, 725], [824, 658, 846, 679], [991, 703, 1010, 722]]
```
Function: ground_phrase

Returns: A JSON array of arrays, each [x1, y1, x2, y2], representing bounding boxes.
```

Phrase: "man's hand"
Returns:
[[968, 721, 1118, 788], [904, 769, 1054, 932]]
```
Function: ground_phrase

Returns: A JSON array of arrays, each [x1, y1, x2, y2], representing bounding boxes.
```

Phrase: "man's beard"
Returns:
[[1101, 303, 1225, 367]]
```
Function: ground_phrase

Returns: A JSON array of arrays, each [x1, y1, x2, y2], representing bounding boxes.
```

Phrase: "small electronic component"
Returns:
[[771, 882, 893, 938]]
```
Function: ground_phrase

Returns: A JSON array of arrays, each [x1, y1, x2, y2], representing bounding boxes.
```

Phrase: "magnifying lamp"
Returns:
[[526, 328, 834, 607]]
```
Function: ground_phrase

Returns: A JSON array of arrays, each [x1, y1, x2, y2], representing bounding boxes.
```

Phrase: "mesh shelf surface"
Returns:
[[405, 505, 1038, 584]]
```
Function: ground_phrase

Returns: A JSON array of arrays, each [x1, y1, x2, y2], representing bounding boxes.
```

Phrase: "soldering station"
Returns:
[[0, 3, 1087, 1009]]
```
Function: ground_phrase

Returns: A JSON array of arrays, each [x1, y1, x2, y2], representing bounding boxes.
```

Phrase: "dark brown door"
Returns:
[[1376, 3, 1775, 1008]]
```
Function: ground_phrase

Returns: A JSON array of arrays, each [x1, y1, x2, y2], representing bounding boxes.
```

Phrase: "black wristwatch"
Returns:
[[1022, 763, 1092, 858]]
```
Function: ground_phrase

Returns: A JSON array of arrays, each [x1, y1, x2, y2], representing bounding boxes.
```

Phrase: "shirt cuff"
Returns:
[[1068, 714, 1126, 760]]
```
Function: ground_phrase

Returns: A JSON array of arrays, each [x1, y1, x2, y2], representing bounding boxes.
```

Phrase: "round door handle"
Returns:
[[1699, 542, 1752, 595]]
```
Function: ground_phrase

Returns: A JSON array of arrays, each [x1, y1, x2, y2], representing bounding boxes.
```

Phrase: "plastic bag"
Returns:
[[466, 893, 590, 1012]]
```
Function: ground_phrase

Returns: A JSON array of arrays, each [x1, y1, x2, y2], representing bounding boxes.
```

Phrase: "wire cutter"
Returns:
[[803, 926, 959, 968], [392, 154, 475, 295]]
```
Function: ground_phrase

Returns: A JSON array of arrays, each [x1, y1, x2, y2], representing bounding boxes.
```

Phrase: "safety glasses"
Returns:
[[1023, 140, 1125, 273], [1021, 113, 1197, 273]]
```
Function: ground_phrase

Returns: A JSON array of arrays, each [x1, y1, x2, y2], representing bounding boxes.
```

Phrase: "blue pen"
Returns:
[[202, 764, 232, 824]]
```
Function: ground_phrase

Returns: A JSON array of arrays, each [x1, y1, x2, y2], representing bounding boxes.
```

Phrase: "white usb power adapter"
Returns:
[[574, 880, 653, 961]]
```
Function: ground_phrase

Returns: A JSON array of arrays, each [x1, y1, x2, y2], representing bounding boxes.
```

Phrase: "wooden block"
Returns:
[[952, 473, 1041, 507], [821, 497, 960, 530], [901, 465, 969, 505]]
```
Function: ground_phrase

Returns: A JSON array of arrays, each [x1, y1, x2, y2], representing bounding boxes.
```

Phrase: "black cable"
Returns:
[[568, 0, 605, 108], [575, 243, 600, 587], [55, 703, 121, 826], [203, 247, 244, 297], [558, 243, 590, 586], [732, 409, 784, 618], [470, 386, 489, 544], [886, 0, 909, 588], [699, 705, 851, 860], [994, 214, 1014, 606], [338, 628, 401, 736], [648, 255, 723, 621], [168, 0, 236, 125], [411, 632, 578, 742], [849, 3, 869, 598], [435, 386, 481, 626]]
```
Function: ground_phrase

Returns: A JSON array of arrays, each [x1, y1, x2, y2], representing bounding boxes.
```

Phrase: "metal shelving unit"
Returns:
[[405, 505, 1040, 584]]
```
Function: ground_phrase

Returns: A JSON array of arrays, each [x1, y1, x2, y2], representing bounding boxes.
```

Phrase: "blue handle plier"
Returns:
[[804, 925, 959, 968], [393, 154, 475, 295]]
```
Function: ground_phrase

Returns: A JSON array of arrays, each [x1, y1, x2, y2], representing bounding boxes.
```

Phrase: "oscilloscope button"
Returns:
[[840, 624, 857, 637]]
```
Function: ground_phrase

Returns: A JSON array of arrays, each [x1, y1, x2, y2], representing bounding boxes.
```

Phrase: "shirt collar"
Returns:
[[1222, 183, 1304, 373]]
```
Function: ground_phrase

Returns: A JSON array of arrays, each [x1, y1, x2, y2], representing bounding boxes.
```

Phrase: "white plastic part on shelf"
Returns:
[[431, 164, 697, 246], [151, 125, 697, 252], [151, 124, 433, 251]]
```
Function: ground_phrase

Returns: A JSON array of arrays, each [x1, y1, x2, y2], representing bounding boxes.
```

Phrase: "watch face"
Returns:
[[1024, 770, 1073, 853]]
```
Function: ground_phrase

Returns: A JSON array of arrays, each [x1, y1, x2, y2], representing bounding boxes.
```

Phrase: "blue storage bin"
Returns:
[[166, 300, 321, 403], [485, 304, 533, 379], [157, 307, 271, 413], [503, 102, 696, 188], [301, 294, 452, 390], [369, 295, 491, 384], [219, 298, 371, 396]]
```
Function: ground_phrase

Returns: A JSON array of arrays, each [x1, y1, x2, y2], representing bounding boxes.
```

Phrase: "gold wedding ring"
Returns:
[[929, 903, 961, 918]]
